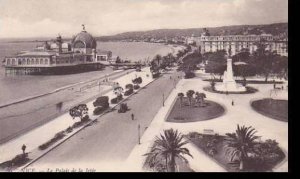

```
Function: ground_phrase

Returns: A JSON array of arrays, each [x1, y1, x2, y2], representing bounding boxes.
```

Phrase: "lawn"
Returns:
[[251, 98, 288, 122], [186, 132, 285, 172], [166, 97, 225, 123]]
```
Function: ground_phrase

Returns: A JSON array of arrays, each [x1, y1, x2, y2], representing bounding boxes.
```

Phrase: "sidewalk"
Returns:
[[124, 77, 288, 172], [0, 67, 154, 165]]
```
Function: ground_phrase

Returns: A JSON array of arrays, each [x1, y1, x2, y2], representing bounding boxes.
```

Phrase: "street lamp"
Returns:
[[138, 124, 141, 145], [163, 93, 165, 107]]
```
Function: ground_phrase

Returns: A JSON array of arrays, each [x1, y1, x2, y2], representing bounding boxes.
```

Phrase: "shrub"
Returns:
[[111, 97, 119, 104], [117, 94, 123, 101], [184, 71, 195, 79], [10, 153, 29, 167], [93, 106, 105, 115], [125, 84, 134, 90], [132, 77, 143, 84], [65, 126, 73, 133], [93, 96, 109, 108], [133, 85, 140, 90], [81, 115, 90, 122], [152, 72, 160, 78], [39, 131, 65, 150], [124, 88, 134, 96]]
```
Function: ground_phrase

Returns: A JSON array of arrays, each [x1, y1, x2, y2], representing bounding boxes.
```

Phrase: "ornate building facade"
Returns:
[[3, 26, 112, 74], [187, 32, 288, 57]]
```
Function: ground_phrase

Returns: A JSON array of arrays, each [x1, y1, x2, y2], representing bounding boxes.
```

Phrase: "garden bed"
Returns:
[[0, 153, 31, 171], [203, 79, 285, 84], [251, 98, 288, 122], [186, 132, 285, 172], [203, 86, 258, 94], [166, 97, 225, 123]]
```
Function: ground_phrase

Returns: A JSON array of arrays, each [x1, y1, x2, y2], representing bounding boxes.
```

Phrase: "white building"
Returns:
[[187, 33, 288, 57]]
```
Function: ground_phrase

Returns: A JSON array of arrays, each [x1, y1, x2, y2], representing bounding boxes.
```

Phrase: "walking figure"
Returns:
[[281, 85, 284, 90], [22, 144, 26, 155], [131, 113, 134, 120], [231, 100, 234, 106], [273, 83, 276, 89]]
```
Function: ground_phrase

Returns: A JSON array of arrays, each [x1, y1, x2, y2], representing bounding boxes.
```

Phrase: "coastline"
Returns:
[[0, 42, 183, 145]]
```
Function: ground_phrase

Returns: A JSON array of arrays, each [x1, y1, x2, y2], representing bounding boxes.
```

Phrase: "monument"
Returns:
[[214, 48, 246, 92]]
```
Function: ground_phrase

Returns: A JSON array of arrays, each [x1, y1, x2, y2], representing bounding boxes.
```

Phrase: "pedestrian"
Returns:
[[281, 85, 284, 90], [22, 144, 26, 155], [131, 113, 134, 120], [231, 100, 234, 106], [273, 83, 276, 89]]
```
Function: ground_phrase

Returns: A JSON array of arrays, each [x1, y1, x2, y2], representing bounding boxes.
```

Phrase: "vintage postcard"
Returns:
[[0, 0, 288, 172]]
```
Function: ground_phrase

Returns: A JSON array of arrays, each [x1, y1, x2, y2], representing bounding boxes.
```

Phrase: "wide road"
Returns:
[[30, 70, 182, 169]]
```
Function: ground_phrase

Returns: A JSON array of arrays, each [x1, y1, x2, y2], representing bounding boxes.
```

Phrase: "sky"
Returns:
[[0, 0, 288, 38]]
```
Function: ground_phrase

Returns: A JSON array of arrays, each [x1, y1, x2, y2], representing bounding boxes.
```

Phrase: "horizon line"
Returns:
[[0, 21, 288, 40]]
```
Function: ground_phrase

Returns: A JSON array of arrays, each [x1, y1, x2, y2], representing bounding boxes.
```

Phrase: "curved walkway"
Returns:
[[125, 77, 288, 172]]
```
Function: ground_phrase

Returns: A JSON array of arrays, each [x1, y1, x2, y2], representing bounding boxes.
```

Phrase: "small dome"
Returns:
[[72, 31, 97, 49]]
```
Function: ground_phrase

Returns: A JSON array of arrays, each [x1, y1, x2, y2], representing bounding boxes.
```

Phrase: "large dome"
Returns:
[[72, 31, 97, 49]]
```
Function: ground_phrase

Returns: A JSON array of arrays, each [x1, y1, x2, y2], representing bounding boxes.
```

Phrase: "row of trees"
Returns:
[[178, 90, 206, 107], [150, 45, 192, 77], [144, 125, 283, 172], [204, 44, 288, 82]]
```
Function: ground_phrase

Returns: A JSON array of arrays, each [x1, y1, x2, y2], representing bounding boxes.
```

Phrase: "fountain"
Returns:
[[214, 51, 246, 92]]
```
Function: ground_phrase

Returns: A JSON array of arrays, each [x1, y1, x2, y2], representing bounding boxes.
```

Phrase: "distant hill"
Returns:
[[96, 22, 288, 41]]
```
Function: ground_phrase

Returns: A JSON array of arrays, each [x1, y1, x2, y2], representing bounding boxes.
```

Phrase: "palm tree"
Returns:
[[144, 129, 193, 172], [186, 90, 195, 107], [195, 92, 206, 107], [224, 125, 259, 171], [177, 93, 184, 107]]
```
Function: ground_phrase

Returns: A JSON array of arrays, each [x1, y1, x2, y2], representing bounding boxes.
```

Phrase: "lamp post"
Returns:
[[138, 124, 141, 145]]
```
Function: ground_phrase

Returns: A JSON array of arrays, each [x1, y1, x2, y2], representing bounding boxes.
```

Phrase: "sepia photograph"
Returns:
[[0, 0, 288, 172]]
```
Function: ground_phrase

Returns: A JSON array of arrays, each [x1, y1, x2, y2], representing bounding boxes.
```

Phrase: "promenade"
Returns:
[[27, 69, 181, 171], [0, 68, 133, 144]]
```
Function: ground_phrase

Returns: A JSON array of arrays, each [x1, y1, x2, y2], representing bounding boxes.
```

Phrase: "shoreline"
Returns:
[[0, 42, 183, 109], [0, 69, 124, 109]]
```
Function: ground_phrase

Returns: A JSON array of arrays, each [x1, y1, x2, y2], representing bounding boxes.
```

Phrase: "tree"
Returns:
[[125, 84, 134, 90], [144, 129, 193, 172], [195, 92, 206, 107], [115, 56, 121, 63], [113, 86, 124, 100], [224, 125, 259, 171], [177, 93, 184, 107], [69, 104, 89, 122], [252, 41, 277, 82], [153, 54, 162, 67], [204, 50, 227, 79], [186, 90, 195, 106]]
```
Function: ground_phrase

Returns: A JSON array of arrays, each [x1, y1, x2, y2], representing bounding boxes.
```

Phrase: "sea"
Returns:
[[0, 40, 176, 105]]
